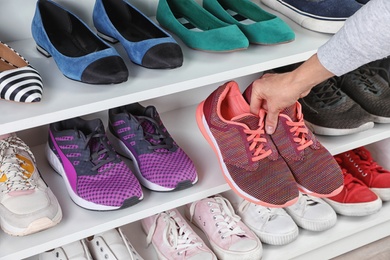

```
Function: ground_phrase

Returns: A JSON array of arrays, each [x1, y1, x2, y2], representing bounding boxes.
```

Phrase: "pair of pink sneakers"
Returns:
[[196, 81, 344, 207]]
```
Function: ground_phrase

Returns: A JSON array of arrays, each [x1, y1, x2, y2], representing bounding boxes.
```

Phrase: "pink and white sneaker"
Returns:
[[185, 195, 263, 260], [141, 208, 217, 260]]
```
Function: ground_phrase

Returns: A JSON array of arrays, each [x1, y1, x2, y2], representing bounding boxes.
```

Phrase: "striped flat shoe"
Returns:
[[0, 41, 43, 103]]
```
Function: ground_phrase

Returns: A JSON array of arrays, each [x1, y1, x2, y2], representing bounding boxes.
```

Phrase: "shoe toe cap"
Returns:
[[142, 42, 183, 69], [81, 56, 128, 84]]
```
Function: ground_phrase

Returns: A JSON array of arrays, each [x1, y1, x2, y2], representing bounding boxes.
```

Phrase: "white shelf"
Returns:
[[1, 21, 330, 136]]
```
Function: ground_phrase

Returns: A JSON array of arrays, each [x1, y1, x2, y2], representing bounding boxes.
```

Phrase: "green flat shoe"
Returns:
[[203, 0, 295, 45], [156, 0, 249, 52]]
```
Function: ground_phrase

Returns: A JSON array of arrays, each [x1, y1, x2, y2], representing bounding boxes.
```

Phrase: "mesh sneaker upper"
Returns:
[[48, 117, 142, 209], [271, 102, 344, 196], [299, 77, 374, 130], [198, 81, 298, 207], [339, 65, 390, 119], [108, 103, 197, 191]]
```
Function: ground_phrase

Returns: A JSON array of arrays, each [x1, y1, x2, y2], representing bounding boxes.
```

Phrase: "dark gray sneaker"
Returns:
[[339, 64, 390, 123], [299, 77, 374, 136]]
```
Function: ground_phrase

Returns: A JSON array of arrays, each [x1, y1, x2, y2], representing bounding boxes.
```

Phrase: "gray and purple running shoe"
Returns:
[[46, 117, 143, 211], [107, 103, 198, 191]]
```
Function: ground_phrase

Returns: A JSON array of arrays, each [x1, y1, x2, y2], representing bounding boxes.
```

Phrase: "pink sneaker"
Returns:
[[185, 195, 263, 260], [244, 83, 343, 197], [271, 102, 344, 197], [141, 208, 217, 260], [196, 81, 298, 207]]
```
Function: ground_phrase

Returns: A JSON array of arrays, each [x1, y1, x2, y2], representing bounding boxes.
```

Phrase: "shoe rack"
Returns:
[[2, 1, 390, 259]]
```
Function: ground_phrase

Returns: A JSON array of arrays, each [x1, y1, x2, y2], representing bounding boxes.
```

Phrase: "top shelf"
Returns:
[[1, 18, 331, 135]]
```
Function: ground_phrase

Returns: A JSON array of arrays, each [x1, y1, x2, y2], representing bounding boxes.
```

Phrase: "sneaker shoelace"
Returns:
[[244, 110, 272, 162], [296, 194, 319, 211], [146, 210, 203, 256], [335, 157, 366, 188], [308, 77, 344, 108], [189, 196, 246, 240], [117, 228, 142, 260], [350, 148, 390, 175], [80, 127, 116, 172], [281, 109, 313, 151], [0, 136, 36, 192], [136, 116, 174, 152], [343, 65, 389, 93], [238, 199, 281, 222]]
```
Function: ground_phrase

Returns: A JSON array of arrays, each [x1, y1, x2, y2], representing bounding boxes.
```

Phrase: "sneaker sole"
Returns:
[[305, 121, 374, 136], [196, 101, 297, 208], [371, 188, 390, 201], [45, 144, 141, 211], [323, 197, 382, 216], [1, 198, 62, 236], [255, 227, 298, 246], [106, 129, 198, 192], [261, 0, 346, 33]]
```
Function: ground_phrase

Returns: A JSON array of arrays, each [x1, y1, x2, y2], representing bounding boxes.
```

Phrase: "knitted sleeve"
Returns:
[[317, 0, 390, 76]]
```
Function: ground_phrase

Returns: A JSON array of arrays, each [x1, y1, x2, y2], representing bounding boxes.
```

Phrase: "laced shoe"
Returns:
[[196, 80, 298, 207], [46, 117, 143, 211], [185, 195, 263, 260], [339, 64, 390, 123], [141, 208, 217, 260], [108, 103, 198, 192], [285, 193, 337, 231], [38, 239, 93, 260], [223, 190, 298, 246], [336, 147, 390, 201], [299, 77, 374, 136], [0, 135, 62, 236], [323, 157, 382, 216], [87, 227, 144, 260], [244, 84, 343, 197]]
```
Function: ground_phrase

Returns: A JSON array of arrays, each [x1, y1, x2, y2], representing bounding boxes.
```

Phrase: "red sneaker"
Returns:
[[324, 157, 382, 216], [337, 146, 390, 201], [244, 83, 343, 197], [196, 81, 298, 207]]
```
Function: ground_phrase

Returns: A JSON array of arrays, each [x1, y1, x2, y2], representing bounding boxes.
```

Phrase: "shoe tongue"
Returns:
[[231, 113, 260, 130], [144, 105, 158, 118], [281, 104, 298, 121]]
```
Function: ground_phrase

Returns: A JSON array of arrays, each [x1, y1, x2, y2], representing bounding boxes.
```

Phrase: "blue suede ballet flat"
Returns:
[[93, 0, 183, 69], [31, 0, 128, 84]]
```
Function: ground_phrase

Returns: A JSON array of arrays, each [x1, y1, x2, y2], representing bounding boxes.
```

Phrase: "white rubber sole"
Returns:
[[261, 0, 346, 34], [305, 121, 374, 136], [323, 197, 382, 217]]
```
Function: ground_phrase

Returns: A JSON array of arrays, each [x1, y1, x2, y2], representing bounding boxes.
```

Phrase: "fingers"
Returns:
[[264, 106, 280, 135], [250, 91, 262, 115]]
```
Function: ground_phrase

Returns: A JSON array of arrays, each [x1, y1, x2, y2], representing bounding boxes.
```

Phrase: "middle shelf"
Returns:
[[4, 103, 390, 260]]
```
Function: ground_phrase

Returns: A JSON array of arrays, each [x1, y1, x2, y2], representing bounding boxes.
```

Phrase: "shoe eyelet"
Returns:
[[358, 168, 363, 172], [354, 163, 359, 167], [210, 209, 214, 213], [96, 241, 100, 246], [208, 202, 212, 206], [349, 158, 353, 162], [362, 173, 368, 177], [213, 216, 217, 220], [346, 153, 350, 157], [215, 223, 219, 227], [104, 254, 109, 259]]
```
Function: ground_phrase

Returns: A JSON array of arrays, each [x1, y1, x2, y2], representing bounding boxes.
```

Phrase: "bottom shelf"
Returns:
[[25, 201, 390, 260]]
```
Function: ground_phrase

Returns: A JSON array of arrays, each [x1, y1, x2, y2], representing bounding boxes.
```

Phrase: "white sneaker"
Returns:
[[185, 195, 263, 260], [285, 193, 337, 231], [0, 135, 62, 236], [223, 190, 298, 245], [86, 227, 144, 260], [38, 239, 92, 260], [141, 208, 217, 260]]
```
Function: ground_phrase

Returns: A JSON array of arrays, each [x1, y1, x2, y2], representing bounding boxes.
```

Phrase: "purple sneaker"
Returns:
[[46, 117, 143, 211], [107, 103, 198, 191]]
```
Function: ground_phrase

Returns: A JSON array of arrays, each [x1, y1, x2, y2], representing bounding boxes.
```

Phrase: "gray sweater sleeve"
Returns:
[[317, 0, 390, 76]]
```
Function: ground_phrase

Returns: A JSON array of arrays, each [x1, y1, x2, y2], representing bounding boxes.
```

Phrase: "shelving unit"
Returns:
[[1, 1, 390, 259]]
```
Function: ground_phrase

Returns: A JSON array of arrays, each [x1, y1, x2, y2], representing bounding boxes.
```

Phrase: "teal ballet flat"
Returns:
[[156, 0, 249, 52], [203, 0, 295, 45]]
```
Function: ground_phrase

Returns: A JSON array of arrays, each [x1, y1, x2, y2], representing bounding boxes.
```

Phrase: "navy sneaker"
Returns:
[[261, 0, 362, 33]]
